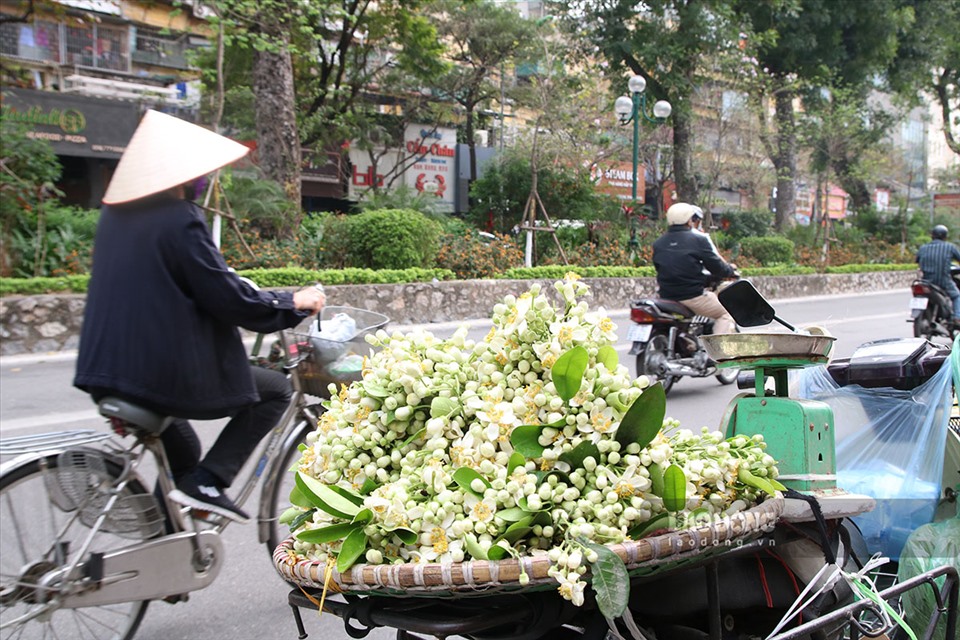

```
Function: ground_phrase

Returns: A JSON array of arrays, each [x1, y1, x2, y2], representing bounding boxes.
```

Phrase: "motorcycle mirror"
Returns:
[[718, 280, 797, 332]]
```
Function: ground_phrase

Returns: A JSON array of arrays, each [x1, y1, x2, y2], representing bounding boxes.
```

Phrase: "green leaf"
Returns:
[[288, 508, 316, 533], [769, 478, 787, 492], [582, 541, 629, 619], [507, 452, 526, 475], [391, 528, 418, 545], [337, 527, 369, 573], [295, 472, 362, 519], [552, 345, 589, 402], [453, 467, 491, 496], [430, 396, 459, 418], [465, 534, 488, 560], [328, 485, 364, 507], [615, 382, 666, 449], [362, 382, 390, 398], [353, 508, 373, 524], [738, 467, 779, 497], [558, 441, 600, 469], [487, 544, 510, 561], [500, 516, 533, 544], [627, 512, 674, 539], [597, 345, 618, 371], [496, 507, 530, 523], [289, 483, 312, 509], [296, 521, 361, 544], [359, 478, 378, 495], [510, 424, 547, 458], [662, 464, 687, 513], [648, 463, 665, 497]]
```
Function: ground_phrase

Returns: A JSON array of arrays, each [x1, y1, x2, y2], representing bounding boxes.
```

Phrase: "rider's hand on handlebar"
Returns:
[[293, 284, 326, 315]]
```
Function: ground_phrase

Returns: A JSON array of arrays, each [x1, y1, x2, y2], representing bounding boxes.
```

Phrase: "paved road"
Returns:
[[0, 289, 917, 639]]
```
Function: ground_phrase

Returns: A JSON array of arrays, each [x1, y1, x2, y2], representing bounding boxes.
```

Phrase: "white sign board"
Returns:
[[402, 125, 456, 212]]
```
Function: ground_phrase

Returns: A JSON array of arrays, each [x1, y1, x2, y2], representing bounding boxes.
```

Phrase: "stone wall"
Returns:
[[0, 271, 915, 356]]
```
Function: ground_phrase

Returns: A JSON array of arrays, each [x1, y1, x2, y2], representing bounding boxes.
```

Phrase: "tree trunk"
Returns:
[[672, 105, 698, 206], [252, 23, 301, 236], [466, 108, 478, 182], [772, 88, 797, 231]]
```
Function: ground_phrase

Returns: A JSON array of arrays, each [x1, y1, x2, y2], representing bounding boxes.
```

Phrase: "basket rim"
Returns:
[[274, 497, 784, 595]]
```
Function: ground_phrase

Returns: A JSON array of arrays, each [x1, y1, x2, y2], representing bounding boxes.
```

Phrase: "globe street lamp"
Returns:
[[614, 75, 672, 210]]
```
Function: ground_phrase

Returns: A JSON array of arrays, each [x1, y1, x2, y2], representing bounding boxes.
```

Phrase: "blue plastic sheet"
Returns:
[[791, 359, 952, 561]]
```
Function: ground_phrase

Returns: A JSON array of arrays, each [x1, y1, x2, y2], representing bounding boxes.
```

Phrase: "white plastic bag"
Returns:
[[309, 313, 357, 362]]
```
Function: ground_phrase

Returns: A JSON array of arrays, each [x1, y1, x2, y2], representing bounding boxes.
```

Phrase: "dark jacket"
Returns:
[[74, 196, 306, 415], [652, 225, 736, 300]]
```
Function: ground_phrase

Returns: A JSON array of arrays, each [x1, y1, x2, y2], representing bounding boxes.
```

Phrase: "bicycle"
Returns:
[[0, 304, 388, 640]]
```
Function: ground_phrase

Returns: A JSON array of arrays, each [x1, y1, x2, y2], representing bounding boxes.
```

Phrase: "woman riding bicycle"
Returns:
[[73, 110, 325, 523]]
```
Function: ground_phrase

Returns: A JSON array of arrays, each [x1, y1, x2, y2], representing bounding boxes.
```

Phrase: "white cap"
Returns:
[[102, 110, 249, 205], [666, 202, 703, 226]]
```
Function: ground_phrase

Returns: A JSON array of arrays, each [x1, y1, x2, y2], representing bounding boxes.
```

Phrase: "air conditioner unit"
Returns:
[[474, 130, 490, 147]]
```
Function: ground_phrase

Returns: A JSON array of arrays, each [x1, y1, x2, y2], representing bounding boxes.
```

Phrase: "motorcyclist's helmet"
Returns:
[[932, 224, 949, 240], [666, 202, 703, 226]]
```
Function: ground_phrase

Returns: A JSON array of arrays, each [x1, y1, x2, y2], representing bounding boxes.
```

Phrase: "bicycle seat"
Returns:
[[98, 397, 174, 435]]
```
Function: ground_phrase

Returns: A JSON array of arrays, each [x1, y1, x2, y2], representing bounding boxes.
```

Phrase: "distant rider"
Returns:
[[652, 202, 738, 334], [916, 224, 960, 325]]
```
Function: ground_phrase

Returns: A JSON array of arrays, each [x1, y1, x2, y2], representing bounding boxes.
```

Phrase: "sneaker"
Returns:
[[169, 475, 250, 523]]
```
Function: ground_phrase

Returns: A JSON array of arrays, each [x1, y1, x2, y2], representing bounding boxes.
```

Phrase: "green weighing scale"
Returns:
[[703, 334, 838, 493]]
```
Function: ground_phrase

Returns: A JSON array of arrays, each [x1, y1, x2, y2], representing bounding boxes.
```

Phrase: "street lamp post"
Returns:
[[614, 75, 672, 215]]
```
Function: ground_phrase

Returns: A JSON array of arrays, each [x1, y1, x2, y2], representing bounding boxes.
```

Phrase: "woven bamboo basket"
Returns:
[[274, 498, 784, 596]]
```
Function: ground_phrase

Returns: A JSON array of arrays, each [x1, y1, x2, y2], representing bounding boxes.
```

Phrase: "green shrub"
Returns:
[[436, 230, 525, 279], [740, 265, 816, 276], [501, 265, 657, 280], [6, 205, 99, 277], [0, 275, 89, 295], [716, 209, 774, 240], [823, 263, 916, 274], [739, 236, 795, 265], [341, 208, 443, 270], [236, 267, 454, 287]]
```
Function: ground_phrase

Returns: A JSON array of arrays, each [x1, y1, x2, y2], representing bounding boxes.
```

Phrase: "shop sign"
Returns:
[[402, 125, 456, 211], [0, 87, 140, 159], [590, 161, 644, 202]]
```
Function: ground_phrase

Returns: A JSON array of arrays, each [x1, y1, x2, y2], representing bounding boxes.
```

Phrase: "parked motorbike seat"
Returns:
[[652, 299, 695, 318]]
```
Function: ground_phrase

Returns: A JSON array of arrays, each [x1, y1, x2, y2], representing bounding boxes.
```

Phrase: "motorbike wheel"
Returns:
[[637, 334, 677, 395], [912, 306, 934, 339]]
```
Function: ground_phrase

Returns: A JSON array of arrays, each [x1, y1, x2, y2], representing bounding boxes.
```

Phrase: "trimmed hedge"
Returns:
[[823, 263, 916, 274], [739, 236, 795, 265], [0, 263, 914, 296], [501, 265, 657, 279]]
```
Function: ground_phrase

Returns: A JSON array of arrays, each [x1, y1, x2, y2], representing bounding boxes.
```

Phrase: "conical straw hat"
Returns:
[[102, 110, 250, 205]]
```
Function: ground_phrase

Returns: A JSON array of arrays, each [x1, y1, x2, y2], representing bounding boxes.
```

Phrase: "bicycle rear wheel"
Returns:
[[0, 452, 156, 640]]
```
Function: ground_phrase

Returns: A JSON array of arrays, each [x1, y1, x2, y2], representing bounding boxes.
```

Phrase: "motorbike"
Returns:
[[909, 265, 960, 340], [629, 278, 739, 395]]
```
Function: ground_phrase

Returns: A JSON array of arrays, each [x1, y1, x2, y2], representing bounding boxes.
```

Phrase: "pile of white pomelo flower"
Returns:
[[281, 274, 781, 606]]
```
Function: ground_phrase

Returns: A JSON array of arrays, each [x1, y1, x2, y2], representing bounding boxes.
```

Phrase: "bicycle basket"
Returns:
[[290, 306, 389, 397]]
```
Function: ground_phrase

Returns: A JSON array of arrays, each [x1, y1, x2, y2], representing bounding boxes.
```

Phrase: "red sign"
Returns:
[[590, 161, 644, 202]]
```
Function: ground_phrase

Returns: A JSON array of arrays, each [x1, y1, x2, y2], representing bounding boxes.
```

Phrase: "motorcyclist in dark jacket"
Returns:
[[652, 203, 738, 334], [916, 224, 960, 324]]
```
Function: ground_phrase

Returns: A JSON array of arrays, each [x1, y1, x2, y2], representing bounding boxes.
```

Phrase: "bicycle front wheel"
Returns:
[[0, 453, 155, 640], [265, 413, 317, 555]]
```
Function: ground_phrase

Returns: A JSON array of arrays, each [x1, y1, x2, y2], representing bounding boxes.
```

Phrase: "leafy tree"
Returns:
[[203, 0, 445, 231], [557, 0, 748, 207], [428, 0, 536, 181], [888, 0, 960, 156], [737, 0, 910, 227]]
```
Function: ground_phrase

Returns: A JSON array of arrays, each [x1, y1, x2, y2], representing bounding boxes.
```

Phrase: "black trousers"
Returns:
[[91, 365, 291, 487]]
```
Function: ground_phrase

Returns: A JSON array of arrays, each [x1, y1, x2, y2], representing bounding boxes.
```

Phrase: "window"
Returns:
[[0, 21, 61, 63]]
